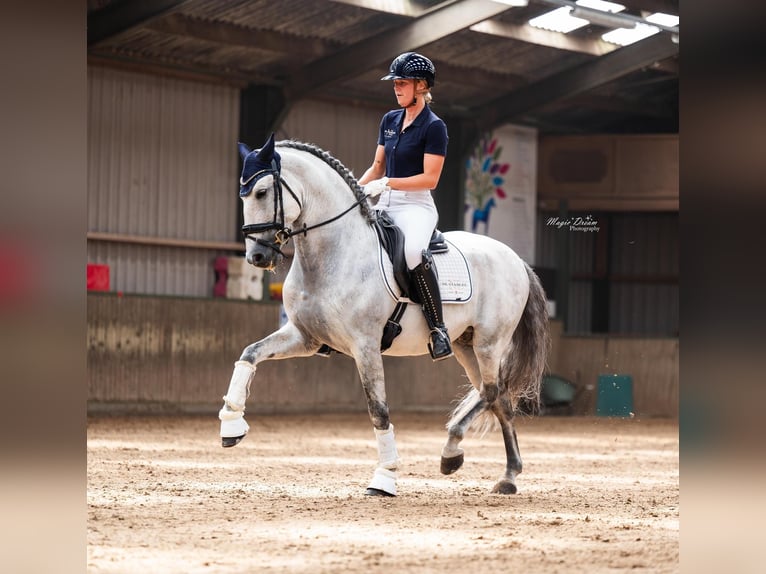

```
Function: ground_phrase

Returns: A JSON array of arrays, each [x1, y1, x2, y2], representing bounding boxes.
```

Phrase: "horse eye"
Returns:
[[255, 188, 268, 199]]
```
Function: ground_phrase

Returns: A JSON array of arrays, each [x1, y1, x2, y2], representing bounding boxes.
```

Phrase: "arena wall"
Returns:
[[88, 294, 678, 417]]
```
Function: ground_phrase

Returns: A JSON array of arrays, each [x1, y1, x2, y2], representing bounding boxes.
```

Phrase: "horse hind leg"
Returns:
[[489, 397, 523, 494], [441, 341, 487, 475], [442, 388, 486, 474]]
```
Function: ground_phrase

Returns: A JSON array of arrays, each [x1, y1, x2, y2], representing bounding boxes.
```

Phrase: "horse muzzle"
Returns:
[[245, 236, 284, 269]]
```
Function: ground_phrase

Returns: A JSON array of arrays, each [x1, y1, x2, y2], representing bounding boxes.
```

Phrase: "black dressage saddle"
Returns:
[[373, 210, 448, 302]]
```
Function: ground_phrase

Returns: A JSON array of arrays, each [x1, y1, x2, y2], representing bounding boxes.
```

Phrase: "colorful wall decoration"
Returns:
[[463, 124, 538, 264]]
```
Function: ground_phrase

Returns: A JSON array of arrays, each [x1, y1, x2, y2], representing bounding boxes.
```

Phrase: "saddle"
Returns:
[[372, 211, 448, 351], [372, 210, 448, 302]]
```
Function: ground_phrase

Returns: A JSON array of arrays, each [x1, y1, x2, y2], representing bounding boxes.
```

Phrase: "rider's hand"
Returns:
[[364, 177, 390, 198]]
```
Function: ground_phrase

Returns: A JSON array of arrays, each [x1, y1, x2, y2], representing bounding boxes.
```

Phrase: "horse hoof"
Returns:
[[440, 453, 464, 475], [221, 435, 245, 448], [491, 479, 517, 495], [365, 488, 395, 497]]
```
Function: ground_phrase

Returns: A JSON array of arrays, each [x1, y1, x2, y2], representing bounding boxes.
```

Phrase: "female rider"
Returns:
[[358, 52, 452, 361]]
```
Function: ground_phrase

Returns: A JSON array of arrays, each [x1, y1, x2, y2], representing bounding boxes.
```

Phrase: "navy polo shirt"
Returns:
[[377, 105, 448, 179]]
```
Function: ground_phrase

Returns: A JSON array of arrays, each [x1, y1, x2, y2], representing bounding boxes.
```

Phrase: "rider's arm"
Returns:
[[387, 153, 445, 191], [358, 145, 386, 185]]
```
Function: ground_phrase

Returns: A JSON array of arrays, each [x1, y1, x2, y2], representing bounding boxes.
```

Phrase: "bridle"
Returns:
[[240, 158, 369, 258]]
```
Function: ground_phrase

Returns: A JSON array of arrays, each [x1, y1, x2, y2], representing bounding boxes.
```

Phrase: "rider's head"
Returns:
[[381, 52, 435, 107]]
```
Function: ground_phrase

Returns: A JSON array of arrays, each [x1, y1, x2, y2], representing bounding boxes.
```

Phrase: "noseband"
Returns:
[[241, 159, 368, 258]]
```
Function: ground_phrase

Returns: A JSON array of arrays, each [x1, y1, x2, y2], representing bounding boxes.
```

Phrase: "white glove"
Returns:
[[364, 177, 390, 198]]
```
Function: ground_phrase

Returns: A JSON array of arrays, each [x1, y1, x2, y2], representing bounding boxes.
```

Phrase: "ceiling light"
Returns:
[[489, 0, 529, 5]]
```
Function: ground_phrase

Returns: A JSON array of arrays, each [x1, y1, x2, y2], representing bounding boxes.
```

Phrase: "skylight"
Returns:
[[645, 12, 680, 27], [575, 0, 624, 11], [601, 12, 679, 46], [601, 22, 659, 46], [529, 0, 626, 34], [529, 7, 589, 33], [528, 2, 679, 47]]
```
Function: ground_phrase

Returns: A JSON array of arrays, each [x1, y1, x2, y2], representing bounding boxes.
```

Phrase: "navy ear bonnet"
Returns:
[[238, 133, 281, 197]]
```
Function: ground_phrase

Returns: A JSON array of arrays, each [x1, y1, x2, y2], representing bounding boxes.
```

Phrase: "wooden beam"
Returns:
[[470, 19, 618, 56], [474, 32, 678, 132], [146, 13, 341, 58], [437, 61, 527, 90], [87, 232, 243, 252], [538, 197, 678, 211], [541, 94, 675, 119], [651, 57, 678, 74], [328, 0, 433, 16], [618, 0, 678, 16], [286, 0, 514, 99], [87, 53, 262, 87], [87, 0, 187, 46]]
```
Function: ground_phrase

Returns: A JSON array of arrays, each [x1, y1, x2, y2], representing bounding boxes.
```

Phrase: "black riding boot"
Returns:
[[411, 251, 453, 361]]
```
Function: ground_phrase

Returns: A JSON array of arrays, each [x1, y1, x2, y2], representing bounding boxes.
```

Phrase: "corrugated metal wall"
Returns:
[[537, 211, 678, 335], [87, 67, 240, 296], [610, 213, 679, 335], [279, 98, 387, 178], [536, 212, 596, 333]]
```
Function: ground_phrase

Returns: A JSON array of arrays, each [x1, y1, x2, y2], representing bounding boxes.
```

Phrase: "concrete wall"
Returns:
[[88, 295, 678, 417]]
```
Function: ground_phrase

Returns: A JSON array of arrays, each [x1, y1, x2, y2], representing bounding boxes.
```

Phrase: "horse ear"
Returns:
[[252, 132, 276, 164], [237, 142, 251, 159], [261, 133, 275, 157]]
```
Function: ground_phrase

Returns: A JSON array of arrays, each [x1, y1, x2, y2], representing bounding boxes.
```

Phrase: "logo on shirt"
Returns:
[[384, 128, 396, 139]]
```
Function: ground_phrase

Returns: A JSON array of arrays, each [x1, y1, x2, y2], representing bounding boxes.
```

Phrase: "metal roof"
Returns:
[[87, 0, 678, 134]]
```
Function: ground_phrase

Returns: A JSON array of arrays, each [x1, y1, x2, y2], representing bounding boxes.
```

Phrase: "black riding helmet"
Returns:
[[381, 52, 435, 88]]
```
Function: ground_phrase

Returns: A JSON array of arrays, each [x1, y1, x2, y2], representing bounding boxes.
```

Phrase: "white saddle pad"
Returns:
[[377, 238, 473, 304]]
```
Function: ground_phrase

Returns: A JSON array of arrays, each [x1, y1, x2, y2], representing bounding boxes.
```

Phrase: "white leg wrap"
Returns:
[[222, 360, 256, 412], [374, 424, 400, 470], [219, 411, 250, 438], [219, 361, 255, 439], [367, 467, 397, 496]]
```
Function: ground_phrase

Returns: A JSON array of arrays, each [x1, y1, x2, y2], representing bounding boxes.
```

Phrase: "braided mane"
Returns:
[[276, 140, 376, 223]]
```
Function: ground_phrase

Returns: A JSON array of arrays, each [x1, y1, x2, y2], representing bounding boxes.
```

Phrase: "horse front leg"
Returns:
[[354, 353, 400, 497], [219, 321, 315, 447]]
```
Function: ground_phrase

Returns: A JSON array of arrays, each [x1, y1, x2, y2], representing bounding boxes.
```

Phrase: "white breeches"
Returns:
[[374, 189, 438, 269]]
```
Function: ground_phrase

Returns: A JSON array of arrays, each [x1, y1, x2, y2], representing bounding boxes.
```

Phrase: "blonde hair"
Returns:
[[416, 79, 433, 104]]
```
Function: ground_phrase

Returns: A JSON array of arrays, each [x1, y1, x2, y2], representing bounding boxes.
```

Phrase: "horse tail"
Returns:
[[502, 262, 551, 413]]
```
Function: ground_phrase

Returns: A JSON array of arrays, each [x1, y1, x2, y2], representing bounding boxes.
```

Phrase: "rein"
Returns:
[[241, 166, 369, 258]]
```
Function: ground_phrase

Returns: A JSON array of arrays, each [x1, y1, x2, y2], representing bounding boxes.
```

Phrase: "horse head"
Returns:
[[238, 133, 302, 269]]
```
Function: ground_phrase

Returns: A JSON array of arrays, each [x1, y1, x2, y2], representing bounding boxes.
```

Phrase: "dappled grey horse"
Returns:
[[219, 134, 549, 496]]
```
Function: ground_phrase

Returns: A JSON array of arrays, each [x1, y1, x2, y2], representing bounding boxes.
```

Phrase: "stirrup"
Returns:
[[427, 329, 453, 361]]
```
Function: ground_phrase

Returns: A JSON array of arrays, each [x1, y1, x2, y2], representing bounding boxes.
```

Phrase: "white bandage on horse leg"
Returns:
[[221, 360, 256, 412], [219, 410, 250, 438], [367, 467, 397, 496], [374, 424, 400, 470]]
